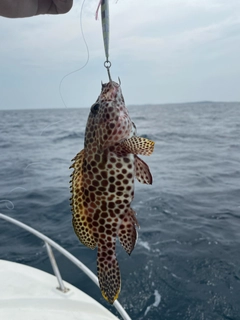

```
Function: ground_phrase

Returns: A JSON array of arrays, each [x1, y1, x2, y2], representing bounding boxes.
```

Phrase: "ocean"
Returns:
[[0, 103, 240, 320]]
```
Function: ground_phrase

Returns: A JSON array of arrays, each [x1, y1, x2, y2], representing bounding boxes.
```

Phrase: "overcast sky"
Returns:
[[0, 0, 240, 110]]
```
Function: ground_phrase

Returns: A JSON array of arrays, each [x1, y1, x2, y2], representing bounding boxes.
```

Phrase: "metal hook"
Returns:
[[104, 60, 112, 82]]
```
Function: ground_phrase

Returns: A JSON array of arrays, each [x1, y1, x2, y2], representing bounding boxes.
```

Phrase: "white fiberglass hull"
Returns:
[[0, 259, 119, 320]]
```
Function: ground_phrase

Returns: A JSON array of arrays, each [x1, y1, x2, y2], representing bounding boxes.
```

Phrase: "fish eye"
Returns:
[[91, 103, 100, 115]]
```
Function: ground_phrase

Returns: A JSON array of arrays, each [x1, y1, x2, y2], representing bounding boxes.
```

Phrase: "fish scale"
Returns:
[[70, 81, 154, 304]]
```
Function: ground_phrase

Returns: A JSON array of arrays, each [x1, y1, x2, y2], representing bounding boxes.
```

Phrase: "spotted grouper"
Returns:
[[70, 80, 154, 304]]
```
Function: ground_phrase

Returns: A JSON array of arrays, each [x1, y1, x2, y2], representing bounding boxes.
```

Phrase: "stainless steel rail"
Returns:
[[0, 213, 131, 320]]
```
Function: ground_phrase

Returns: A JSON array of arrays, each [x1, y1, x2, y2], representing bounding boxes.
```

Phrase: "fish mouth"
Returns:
[[100, 81, 121, 101]]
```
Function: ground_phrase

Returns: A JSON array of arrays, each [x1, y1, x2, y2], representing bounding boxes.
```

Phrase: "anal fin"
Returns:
[[118, 208, 139, 255]]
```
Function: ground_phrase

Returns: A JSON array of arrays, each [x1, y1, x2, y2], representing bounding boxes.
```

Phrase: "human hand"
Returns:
[[0, 0, 73, 18]]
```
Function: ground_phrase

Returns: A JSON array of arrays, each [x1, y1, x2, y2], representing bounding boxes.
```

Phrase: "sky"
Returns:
[[0, 0, 240, 109]]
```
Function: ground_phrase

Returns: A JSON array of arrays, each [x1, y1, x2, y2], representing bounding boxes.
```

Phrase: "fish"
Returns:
[[70, 80, 154, 304]]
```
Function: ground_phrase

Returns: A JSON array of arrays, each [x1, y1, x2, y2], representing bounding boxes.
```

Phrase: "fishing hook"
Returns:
[[96, 0, 113, 82], [104, 60, 112, 82]]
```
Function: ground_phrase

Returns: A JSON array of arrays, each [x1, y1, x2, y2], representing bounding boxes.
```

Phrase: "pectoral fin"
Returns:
[[120, 136, 155, 156], [135, 155, 153, 185]]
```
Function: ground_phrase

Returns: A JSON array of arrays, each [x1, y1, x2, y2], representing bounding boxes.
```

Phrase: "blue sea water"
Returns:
[[0, 103, 240, 320]]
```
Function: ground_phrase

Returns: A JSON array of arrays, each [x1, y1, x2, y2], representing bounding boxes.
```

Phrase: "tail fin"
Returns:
[[97, 244, 121, 304]]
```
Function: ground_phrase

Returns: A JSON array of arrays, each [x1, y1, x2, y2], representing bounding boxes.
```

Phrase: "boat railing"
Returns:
[[0, 213, 131, 320]]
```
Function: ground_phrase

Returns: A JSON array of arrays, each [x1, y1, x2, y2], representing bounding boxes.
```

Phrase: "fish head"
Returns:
[[85, 81, 132, 150]]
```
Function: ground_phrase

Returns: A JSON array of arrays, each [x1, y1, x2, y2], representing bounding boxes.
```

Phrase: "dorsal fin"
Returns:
[[70, 149, 97, 249]]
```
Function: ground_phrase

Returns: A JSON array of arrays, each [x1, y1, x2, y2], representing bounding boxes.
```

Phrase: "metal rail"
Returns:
[[0, 213, 131, 320]]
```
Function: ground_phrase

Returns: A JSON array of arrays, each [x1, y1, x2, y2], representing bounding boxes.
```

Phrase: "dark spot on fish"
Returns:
[[109, 122, 115, 129], [101, 171, 108, 179], [92, 167, 99, 174], [90, 193, 95, 202], [99, 239, 105, 245], [109, 202, 115, 209], [101, 251, 107, 257], [89, 186, 96, 192], [94, 213, 100, 221], [95, 154, 100, 162], [116, 163, 123, 169], [91, 160, 97, 167], [109, 177, 115, 183], [101, 202, 107, 211], [107, 242, 113, 248], [108, 184, 115, 193], [101, 180, 108, 187], [92, 180, 99, 187], [99, 219, 105, 225], [117, 174, 124, 180], [101, 212, 108, 218], [99, 226, 105, 233]]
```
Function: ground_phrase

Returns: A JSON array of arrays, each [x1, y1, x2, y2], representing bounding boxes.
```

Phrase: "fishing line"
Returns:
[[23, 162, 51, 173], [0, 187, 27, 210], [40, 120, 68, 136], [0, 200, 14, 210], [24, 0, 90, 190], [0, 1, 90, 211], [59, 0, 89, 109], [39, 0, 89, 134]]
